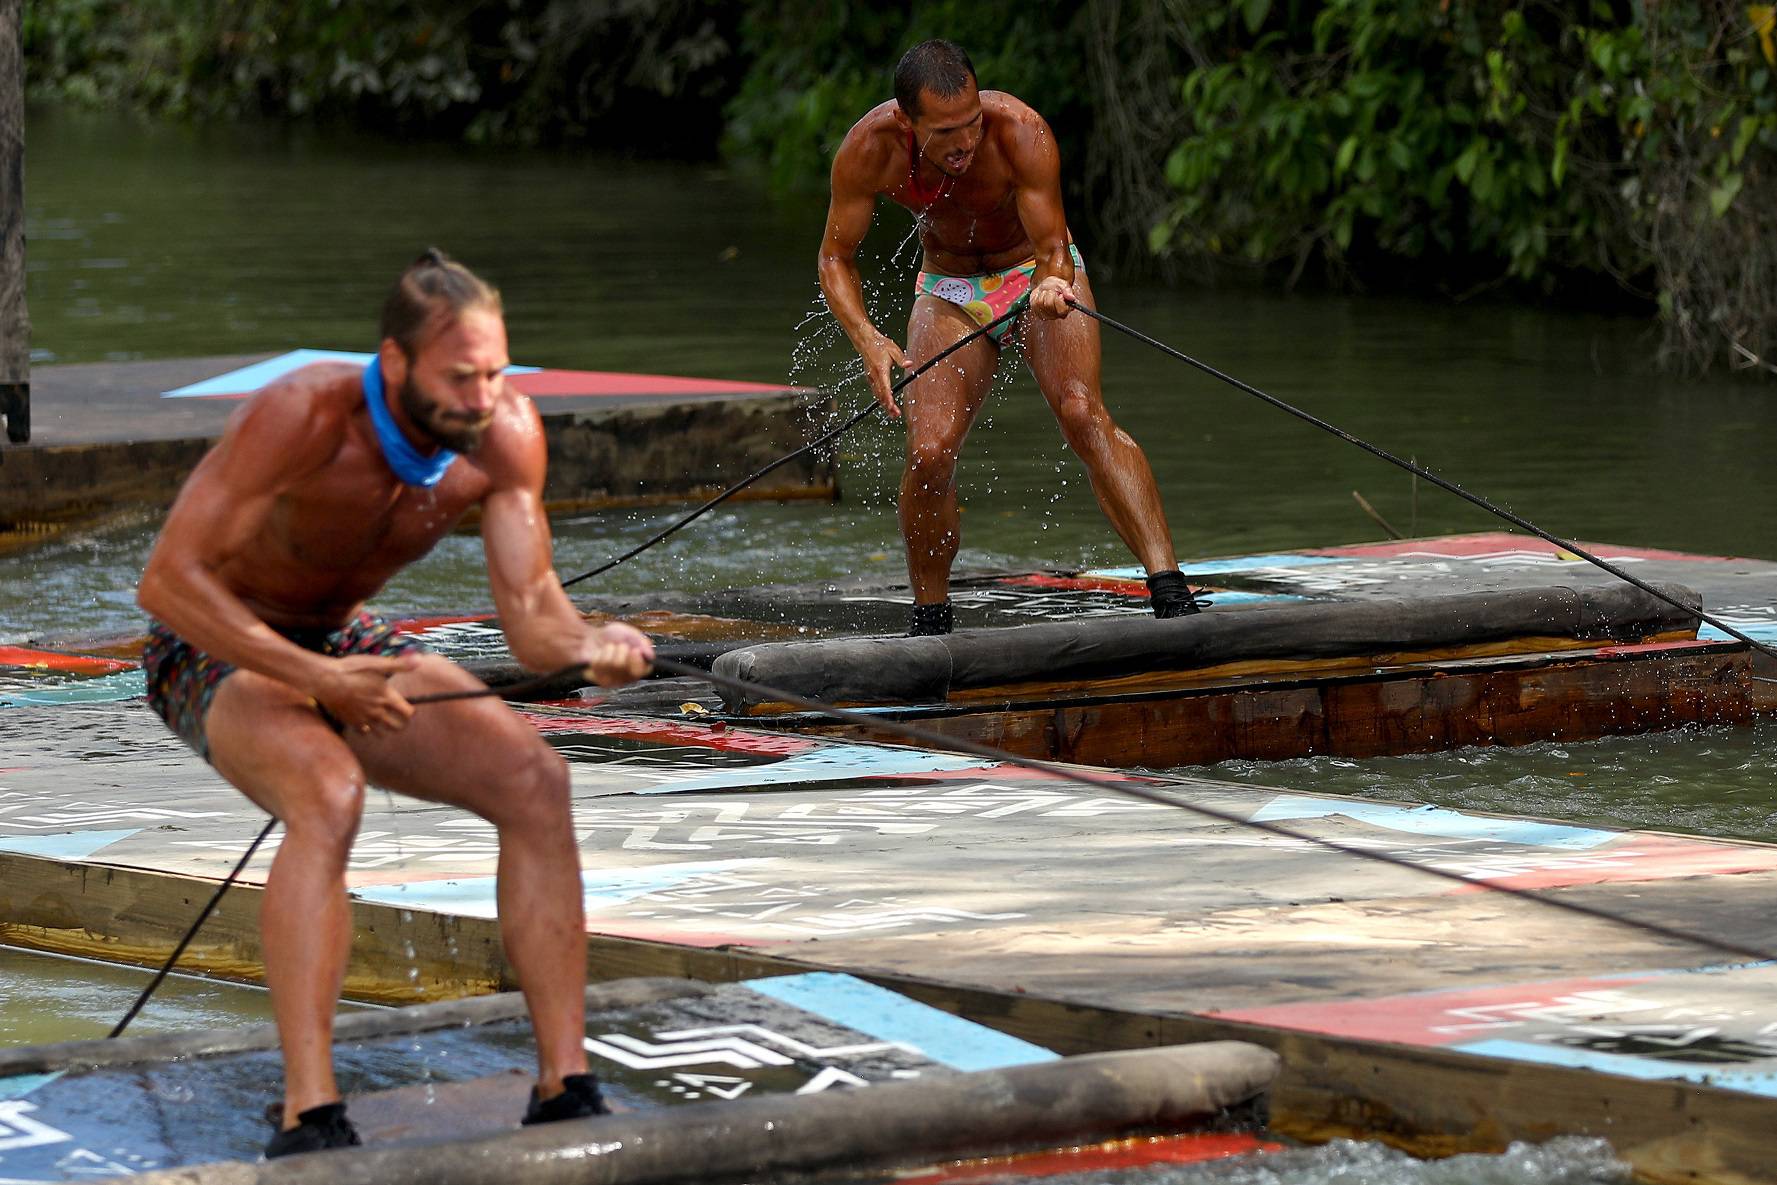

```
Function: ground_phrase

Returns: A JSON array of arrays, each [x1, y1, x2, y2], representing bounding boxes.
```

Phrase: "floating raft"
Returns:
[[0, 352, 837, 553], [7, 532, 1777, 1180], [4, 691, 1777, 1179], [0, 975, 1277, 1183]]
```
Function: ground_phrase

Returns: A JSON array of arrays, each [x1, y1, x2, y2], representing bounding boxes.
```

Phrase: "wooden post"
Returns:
[[1, 0, 28, 445]]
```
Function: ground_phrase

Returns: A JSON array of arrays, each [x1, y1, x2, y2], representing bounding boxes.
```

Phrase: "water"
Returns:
[[0, 945, 283, 1044], [13, 110, 1775, 796], [1175, 721, 1777, 845], [6, 109, 1774, 1175]]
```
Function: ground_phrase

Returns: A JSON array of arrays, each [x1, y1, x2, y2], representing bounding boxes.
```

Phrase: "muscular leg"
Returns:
[[902, 296, 1001, 605], [1021, 272, 1179, 575], [206, 653, 589, 1124], [205, 674, 368, 1127], [350, 655, 587, 1098]]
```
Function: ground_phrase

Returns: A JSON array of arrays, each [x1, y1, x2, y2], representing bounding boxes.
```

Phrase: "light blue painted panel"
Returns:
[[164, 350, 537, 397], [1087, 554, 1342, 579], [0, 668, 146, 707], [745, 971, 1057, 1071], [631, 745, 985, 796], [0, 828, 144, 860], [351, 858, 781, 918], [1250, 794, 1616, 850], [1457, 1038, 1777, 1098], [0, 1072, 63, 1100]]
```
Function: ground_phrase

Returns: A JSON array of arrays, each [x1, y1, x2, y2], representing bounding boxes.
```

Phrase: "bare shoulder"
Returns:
[[833, 100, 904, 188], [215, 362, 359, 477], [467, 382, 547, 493], [983, 91, 1058, 166]]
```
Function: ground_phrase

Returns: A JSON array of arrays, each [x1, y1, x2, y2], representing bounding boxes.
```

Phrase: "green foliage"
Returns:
[[19, 0, 1777, 371], [1148, 0, 1777, 369], [1157, 5, 1768, 272], [720, 0, 1093, 191], [22, 0, 739, 149]]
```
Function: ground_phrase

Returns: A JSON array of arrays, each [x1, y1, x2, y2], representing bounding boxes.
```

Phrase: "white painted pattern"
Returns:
[[0, 1102, 69, 1153]]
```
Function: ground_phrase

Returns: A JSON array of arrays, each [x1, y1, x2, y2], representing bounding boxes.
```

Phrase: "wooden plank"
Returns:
[[0, 0, 25, 443], [0, 848, 818, 1002], [6, 846, 1777, 1181], [0, 388, 837, 541], [866, 980, 1777, 1185], [777, 642, 1755, 766]]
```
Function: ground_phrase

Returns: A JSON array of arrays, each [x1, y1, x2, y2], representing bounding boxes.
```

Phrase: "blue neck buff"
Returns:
[[362, 356, 458, 488]]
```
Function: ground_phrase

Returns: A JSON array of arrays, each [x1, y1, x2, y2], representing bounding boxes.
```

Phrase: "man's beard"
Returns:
[[399, 374, 490, 453]]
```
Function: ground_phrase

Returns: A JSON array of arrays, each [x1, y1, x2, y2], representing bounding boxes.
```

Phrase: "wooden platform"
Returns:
[[0, 353, 837, 552], [2, 694, 1777, 1180], [0, 975, 1277, 1181], [6, 533, 1777, 1180]]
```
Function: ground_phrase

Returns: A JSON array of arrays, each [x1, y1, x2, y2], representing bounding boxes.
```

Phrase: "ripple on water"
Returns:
[[1172, 721, 1777, 843]]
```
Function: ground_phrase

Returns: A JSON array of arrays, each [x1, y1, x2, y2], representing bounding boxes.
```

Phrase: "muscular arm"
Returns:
[[1009, 111, 1078, 315], [480, 396, 651, 681], [818, 127, 908, 413], [137, 378, 354, 699]]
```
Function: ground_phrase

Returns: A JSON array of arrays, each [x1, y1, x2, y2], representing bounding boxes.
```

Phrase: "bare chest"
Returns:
[[270, 444, 486, 583], [887, 167, 1027, 267]]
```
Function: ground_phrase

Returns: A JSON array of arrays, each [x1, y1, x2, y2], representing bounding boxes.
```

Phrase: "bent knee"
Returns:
[[491, 743, 572, 830], [905, 439, 963, 481], [281, 777, 367, 853]]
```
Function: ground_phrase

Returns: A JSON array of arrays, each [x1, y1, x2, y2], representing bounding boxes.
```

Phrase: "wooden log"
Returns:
[[115, 1044, 1281, 1185], [0, 0, 27, 444], [711, 583, 1703, 710]]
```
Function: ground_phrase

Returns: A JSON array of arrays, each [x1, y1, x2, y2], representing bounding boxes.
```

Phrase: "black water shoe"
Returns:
[[522, 1073, 610, 1125], [264, 1101, 361, 1159], [1146, 570, 1208, 618], [908, 601, 954, 636]]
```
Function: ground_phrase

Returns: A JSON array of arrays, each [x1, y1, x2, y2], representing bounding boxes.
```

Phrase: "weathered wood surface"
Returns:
[[5, 701, 1777, 1179], [0, 355, 836, 542], [774, 640, 1758, 766], [0, 0, 27, 443]]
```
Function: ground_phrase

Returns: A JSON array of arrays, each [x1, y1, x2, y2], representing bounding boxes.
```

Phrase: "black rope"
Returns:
[[108, 817, 278, 1039], [559, 305, 1023, 589], [1068, 298, 1777, 664], [407, 663, 588, 705], [653, 656, 1777, 968]]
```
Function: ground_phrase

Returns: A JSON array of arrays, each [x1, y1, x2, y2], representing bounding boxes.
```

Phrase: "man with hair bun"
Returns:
[[820, 39, 1202, 635], [137, 249, 651, 1156]]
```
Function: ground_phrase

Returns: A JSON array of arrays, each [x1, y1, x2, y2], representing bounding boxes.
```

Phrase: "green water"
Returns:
[[0, 945, 282, 1045], [7, 111, 1777, 1169]]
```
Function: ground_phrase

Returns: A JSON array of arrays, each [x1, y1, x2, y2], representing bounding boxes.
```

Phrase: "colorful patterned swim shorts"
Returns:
[[915, 244, 1086, 344], [142, 611, 425, 762]]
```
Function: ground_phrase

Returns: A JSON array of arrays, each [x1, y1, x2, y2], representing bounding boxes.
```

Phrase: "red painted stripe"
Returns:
[[999, 573, 1149, 596], [517, 710, 820, 755], [0, 646, 137, 674], [1594, 639, 1732, 656], [1217, 971, 1660, 1046], [190, 370, 798, 401], [391, 613, 496, 634], [508, 370, 797, 398], [896, 1132, 1279, 1184], [1304, 531, 1744, 563], [1447, 833, 1777, 893]]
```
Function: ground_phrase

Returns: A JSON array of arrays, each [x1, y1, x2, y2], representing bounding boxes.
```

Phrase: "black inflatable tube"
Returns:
[[123, 1042, 1279, 1185], [712, 582, 1703, 709]]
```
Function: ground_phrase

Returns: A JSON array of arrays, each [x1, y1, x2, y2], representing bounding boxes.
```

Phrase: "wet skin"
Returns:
[[818, 81, 1179, 605], [137, 309, 653, 1127]]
